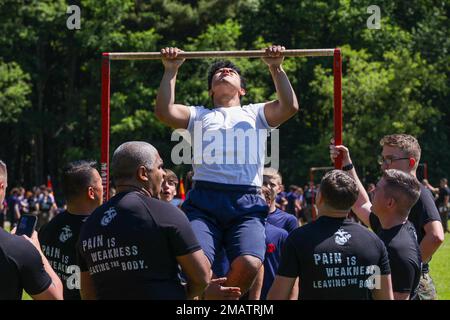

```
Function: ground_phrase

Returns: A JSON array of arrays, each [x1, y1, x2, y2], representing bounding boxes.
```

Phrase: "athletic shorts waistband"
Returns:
[[193, 180, 261, 194]]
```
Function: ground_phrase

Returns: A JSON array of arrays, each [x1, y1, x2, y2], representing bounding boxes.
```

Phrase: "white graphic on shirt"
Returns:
[[312, 253, 383, 290], [334, 228, 351, 245], [81, 235, 149, 275], [100, 207, 117, 226], [59, 225, 73, 243]]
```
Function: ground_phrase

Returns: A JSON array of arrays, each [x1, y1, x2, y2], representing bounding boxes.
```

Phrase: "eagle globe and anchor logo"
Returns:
[[101, 207, 117, 226], [334, 228, 352, 245], [59, 225, 73, 243]]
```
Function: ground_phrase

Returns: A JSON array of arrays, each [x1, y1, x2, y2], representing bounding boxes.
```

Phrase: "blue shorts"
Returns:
[[181, 180, 268, 265]]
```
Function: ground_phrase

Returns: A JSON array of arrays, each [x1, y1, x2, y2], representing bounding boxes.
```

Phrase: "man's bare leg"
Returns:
[[224, 255, 263, 296]]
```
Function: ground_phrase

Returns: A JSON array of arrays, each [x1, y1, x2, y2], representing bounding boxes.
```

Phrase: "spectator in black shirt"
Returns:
[[39, 160, 103, 300], [303, 182, 317, 223], [331, 134, 443, 300], [436, 178, 449, 233], [77, 141, 210, 300], [268, 170, 393, 300], [7, 188, 21, 228], [0, 160, 63, 300]]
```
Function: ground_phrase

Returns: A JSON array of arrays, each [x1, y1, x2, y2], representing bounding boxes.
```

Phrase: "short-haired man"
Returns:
[[77, 141, 210, 299], [268, 170, 393, 300], [370, 170, 422, 299], [0, 160, 63, 300], [331, 134, 444, 300], [38, 160, 103, 300], [155, 46, 299, 295], [263, 167, 287, 211], [263, 168, 298, 233], [259, 186, 297, 300], [160, 169, 182, 207]]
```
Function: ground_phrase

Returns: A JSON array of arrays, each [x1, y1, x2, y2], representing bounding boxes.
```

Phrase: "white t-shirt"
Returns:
[[187, 103, 273, 187]]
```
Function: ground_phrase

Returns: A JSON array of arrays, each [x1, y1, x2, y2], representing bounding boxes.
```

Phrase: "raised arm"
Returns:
[[330, 143, 372, 227], [22, 231, 63, 300], [155, 47, 191, 129], [262, 45, 299, 127]]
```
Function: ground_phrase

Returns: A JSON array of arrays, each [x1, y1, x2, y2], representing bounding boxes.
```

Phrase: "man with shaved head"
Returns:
[[110, 141, 160, 196], [77, 141, 210, 300], [268, 170, 393, 300]]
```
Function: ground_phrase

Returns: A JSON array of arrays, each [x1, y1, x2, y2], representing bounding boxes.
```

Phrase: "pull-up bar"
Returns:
[[105, 49, 335, 60], [100, 48, 343, 201]]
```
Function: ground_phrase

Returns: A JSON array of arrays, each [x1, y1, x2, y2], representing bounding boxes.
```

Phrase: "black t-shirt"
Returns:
[[77, 191, 201, 300], [0, 228, 52, 299], [437, 186, 450, 206], [6, 195, 20, 222], [369, 214, 421, 299], [371, 185, 440, 273], [38, 211, 89, 300], [277, 216, 391, 300], [304, 189, 317, 206]]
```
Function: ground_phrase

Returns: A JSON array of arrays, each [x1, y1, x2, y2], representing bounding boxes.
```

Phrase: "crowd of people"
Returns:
[[0, 185, 60, 231], [0, 46, 447, 301]]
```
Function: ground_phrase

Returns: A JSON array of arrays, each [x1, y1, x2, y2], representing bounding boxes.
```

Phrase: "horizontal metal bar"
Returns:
[[310, 167, 334, 172], [106, 49, 336, 60]]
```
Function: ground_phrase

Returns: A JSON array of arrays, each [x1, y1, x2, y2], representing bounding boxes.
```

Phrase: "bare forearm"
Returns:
[[371, 275, 393, 300], [420, 235, 442, 263], [267, 276, 296, 300], [420, 221, 444, 263], [343, 166, 371, 226], [289, 277, 299, 300], [185, 282, 207, 300], [348, 168, 371, 209], [393, 292, 410, 300], [269, 65, 298, 112], [40, 252, 63, 298], [155, 69, 178, 118]]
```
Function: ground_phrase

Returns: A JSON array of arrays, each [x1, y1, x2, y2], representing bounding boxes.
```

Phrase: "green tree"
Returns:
[[0, 60, 31, 123]]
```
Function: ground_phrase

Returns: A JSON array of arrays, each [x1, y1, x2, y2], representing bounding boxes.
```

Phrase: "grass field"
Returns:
[[430, 227, 450, 300], [7, 223, 450, 300]]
